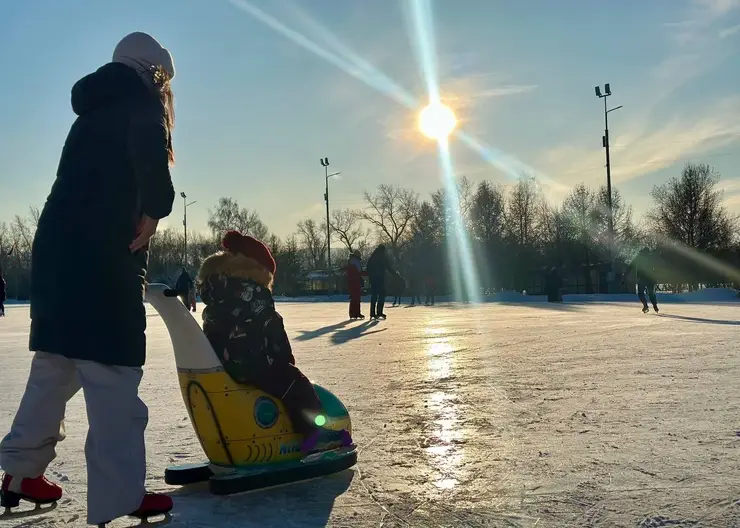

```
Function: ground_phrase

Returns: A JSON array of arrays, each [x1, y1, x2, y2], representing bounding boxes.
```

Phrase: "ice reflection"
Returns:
[[423, 328, 465, 491]]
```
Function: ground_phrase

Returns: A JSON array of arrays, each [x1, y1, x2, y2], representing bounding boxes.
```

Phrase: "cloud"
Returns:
[[540, 97, 740, 188], [440, 71, 537, 102], [696, 0, 740, 15], [719, 23, 740, 38], [663, 0, 740, 45], [462, 84, 538, 98], [716, 178, 740, 209], [662, 20, 701, 29]]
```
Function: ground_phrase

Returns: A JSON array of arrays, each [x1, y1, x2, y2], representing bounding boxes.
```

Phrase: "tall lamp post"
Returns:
[[180, 192, 196, 268], [319, 157, 340, 293], [594, 83, 622, 290]]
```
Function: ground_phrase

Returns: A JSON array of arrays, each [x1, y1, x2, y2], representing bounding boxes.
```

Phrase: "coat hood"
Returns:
[[71, 62, 152, 116], [198, 251, 274, 290]]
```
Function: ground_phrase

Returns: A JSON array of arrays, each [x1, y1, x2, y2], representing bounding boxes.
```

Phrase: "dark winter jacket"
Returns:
[[175, 269, 194, 296], [366, 247, 395, 285], [631, 249, 658, 286], [29, 63, 175, 367], [0, 274, 5, 302], [199, 251, 294, 384]]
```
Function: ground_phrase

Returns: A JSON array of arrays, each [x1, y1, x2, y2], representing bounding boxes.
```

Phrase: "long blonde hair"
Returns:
[[151, 65, 175, 166]]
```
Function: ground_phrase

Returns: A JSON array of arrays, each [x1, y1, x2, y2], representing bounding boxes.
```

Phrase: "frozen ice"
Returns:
[[1, 298, 739, 527]]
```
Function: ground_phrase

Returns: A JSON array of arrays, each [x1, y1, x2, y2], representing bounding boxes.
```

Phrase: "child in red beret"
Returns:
[[198, 231, 352, 454]]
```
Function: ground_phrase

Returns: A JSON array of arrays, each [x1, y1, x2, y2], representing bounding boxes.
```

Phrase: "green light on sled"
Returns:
[[314, 415, 327, 427]]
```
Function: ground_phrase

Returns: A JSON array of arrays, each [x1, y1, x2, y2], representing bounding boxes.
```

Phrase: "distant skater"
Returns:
[[366, 245, 396, 320], [632, 247, 659, 313], [345, 250, 366, 320], [406, 262, 422, 306], [424, 275, 436, 306], [175, 267, 196, 312], [391, 273, 406, 307], [0, 267, 6, 317]]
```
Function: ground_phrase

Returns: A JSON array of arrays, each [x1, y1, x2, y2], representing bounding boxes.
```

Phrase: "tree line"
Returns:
[[1, 162, 738, 299]]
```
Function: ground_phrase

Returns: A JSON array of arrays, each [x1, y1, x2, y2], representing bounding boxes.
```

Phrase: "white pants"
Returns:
[[0, 352, 148, 525]]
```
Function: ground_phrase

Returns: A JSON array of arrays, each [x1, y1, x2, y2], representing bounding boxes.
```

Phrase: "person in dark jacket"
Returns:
[[390, 272, 406, 307], [175, 267, 195, 312], [0, 268, 8, 317], [545, 267, 562, 303], [0, 33, 176, 525], [0, 267, 6, 317], [366, 245, 396, 319], [631, 247, 659, 313], [405, 262, 422, 306], [199, 231, 352, 455]]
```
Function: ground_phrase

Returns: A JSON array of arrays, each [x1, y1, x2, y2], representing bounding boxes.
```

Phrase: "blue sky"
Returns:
[[1, 0, 740, 238]]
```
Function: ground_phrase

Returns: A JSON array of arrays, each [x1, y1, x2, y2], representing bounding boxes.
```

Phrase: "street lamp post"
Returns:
[[180, 192, 196, 268], [594, 83, 622, 291], [319, 157, 340, 294]]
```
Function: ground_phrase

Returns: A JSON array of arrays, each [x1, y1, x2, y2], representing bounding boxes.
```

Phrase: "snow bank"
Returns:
[[5, 288, 737, 307], [491, 290, 548, 303], [563, 287, 739, 304]]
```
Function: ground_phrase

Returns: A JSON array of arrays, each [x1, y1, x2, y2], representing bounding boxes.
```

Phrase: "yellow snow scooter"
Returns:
[[145, 283, 357, 495]]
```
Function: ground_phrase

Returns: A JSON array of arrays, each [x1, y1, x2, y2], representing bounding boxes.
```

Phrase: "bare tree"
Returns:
[[296, 218, 327, 270], [594, 186, 640, 258], [456, 175, 475, 225], [648, 163, 735, 250], [330, 209, 369, 253], [207, 197, 269, 241], [470, 181, 506, 244], [562, 183, 599, 291], [540, 202, 575, 267], [506, 175, 543, 247], [430, 175, 475, 233], [563, 184, 597, 245], [362, 185, 419, 259]]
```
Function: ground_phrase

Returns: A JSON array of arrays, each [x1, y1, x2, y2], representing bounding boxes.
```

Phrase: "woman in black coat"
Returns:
[[0, 33, 176, 525]]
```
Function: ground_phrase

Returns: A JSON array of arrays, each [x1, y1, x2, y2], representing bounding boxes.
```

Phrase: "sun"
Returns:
[[418, 102, 457, 140]]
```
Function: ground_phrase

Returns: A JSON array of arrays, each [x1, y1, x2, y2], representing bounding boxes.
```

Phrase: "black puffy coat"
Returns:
[[29, 63, 175, 367], [366, 247, 394, 286], [200, 275, 295, 384], [631, 248, 658, 286]]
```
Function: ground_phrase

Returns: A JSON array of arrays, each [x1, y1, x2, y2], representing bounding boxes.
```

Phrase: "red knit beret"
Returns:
[[222, 230, 276, 274]]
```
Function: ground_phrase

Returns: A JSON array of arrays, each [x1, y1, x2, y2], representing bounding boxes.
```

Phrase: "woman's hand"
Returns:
[[130, 214, 159, 252]]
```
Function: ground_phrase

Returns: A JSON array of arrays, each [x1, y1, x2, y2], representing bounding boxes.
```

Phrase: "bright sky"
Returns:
[[1, 0, 740, 238]]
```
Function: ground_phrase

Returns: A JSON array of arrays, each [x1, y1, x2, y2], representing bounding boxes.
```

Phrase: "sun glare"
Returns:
[[418, 102, 457, 140]]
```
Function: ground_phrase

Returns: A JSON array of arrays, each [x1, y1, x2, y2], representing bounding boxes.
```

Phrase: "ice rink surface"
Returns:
[[0, 300, 739, 527]]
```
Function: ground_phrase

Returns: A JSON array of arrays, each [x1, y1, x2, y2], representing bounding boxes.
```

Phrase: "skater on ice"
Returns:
[[199, 230, 353, 454], [345, 250, 366, 320], [405, 261, 423, 306], [631, 247, 660, 313], [390, 271, 406, 307], [0, 31, 177, 525], [175, 266, 196, 312], [366, 245, 397, 320], [0, 266, 5, 317]]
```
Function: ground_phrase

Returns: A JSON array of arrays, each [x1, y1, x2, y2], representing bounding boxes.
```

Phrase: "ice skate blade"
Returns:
[[302, 444, 356, 464], [164, 462, 216, 486], [0, 500, 57, 520], [209, 447, 357, 495], [97, 511, 172, 527]]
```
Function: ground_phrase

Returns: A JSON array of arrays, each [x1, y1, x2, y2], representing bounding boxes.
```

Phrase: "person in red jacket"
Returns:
[[345, 250, 366, 320]]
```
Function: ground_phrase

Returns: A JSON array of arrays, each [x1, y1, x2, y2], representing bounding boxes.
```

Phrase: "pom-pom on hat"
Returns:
[[222, 231, 276, 275]]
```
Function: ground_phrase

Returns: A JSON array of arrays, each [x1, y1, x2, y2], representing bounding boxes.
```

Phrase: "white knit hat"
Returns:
[[112, 32, 175, 82]]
